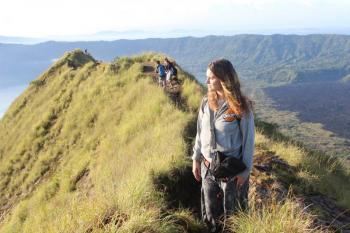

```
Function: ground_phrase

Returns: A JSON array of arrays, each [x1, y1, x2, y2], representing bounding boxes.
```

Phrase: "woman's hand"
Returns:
[[192, 160, 201, 182], [233, 175, 246, 188]]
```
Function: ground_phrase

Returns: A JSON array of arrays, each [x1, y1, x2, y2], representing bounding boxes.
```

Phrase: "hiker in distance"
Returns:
[[155, 60, 166, 87], [192, 59, 255, 232], [164, 57, 177, 84]]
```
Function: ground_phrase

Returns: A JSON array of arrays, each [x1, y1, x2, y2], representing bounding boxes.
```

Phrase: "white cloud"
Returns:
[[0, 0, 349, 37]]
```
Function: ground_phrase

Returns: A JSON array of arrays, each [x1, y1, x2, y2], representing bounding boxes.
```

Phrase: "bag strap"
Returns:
[[200, 96, 208, 114], [208, 102, 243, 161], [209, 107, 217, 153]]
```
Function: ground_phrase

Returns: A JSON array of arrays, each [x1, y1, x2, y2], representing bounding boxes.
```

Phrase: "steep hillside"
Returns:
[[0, 50, 204, 232], [0, 50, 349, 233]]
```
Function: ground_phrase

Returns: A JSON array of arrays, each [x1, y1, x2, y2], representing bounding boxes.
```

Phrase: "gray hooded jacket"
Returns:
[[192, 97, 255, 179]]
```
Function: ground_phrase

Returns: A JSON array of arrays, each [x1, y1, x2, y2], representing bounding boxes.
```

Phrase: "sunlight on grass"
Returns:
[[229, 194, 329, 233], [0, 51, 203, 232]]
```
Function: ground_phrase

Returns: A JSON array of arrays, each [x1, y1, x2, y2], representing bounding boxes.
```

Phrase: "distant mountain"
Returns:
[[2, 27, 350, 44], [1, 34, 350, 87], [0, 36, 46, 44]]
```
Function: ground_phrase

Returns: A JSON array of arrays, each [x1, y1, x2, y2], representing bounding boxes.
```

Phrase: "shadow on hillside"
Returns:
[[152, 164, 201, 216], [252, 147, 350, 232], [142, 64, 155, 73], [264, 82, 350, 140], [152, 116, 201, 213], [254, 118, 350, 232], [152, 114, 208, 232], [255, 118, 349, 178]]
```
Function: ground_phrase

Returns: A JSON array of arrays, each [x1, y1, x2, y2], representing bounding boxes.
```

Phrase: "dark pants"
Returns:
[[201, 161, 249, 233]]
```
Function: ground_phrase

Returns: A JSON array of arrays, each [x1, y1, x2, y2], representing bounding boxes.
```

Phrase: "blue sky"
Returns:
[[1, 0, 350, 37]]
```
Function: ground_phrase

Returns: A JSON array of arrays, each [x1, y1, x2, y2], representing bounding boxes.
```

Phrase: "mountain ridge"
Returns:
[[0, 50, 349, 232], [2, 34, 350, 87]]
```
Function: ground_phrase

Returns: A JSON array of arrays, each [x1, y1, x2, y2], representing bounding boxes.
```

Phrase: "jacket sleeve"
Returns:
[[192, 101, 204, 161], [237, 110, 255, 179]]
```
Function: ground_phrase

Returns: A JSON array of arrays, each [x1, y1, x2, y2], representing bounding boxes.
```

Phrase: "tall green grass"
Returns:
[[0, 50, 348, 233], [255, 121, 350, 209], [226, 128, 349, 233], [228, 194, 328, 233], [0, 50, 204, 232]]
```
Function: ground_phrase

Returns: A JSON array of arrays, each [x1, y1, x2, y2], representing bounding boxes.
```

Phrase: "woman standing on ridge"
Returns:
[[192, 59, 255, 232]]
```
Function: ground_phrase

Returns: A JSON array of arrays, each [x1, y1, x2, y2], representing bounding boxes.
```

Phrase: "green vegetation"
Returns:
[[0, 50, 204, 232], [3, 35, 350, 160], [3, 34, 350, 87], [0, 49, 349, 232], [229, 196, 327, 233], [255, 120, 350, 208]]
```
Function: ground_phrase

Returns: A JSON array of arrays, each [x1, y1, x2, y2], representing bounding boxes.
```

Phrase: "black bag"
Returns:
[[211, 151, 246, 179], [171, 66, 177, 76], [207, 103, 246, 179]]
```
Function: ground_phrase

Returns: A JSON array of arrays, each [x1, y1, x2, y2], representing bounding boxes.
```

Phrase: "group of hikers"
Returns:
[[155, 58, 178, 87]]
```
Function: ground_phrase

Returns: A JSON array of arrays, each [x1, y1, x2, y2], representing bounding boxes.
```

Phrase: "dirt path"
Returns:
[[141, 63, 183, 105]]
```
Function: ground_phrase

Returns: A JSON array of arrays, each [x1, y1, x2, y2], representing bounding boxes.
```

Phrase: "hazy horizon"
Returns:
[[1, 27, 350, 45], [1, 0, 350, 39]]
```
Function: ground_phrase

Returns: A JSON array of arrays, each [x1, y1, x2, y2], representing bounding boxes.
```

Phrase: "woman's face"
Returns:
[[206, 68, 223, 92]]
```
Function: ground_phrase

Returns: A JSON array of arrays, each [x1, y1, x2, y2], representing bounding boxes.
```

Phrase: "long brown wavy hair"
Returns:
[[207, 59, 254, 117]]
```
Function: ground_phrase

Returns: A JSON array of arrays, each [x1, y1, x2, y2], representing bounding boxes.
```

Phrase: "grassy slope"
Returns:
[[255, 120, 350, 206], [236, 123, 350, 233], [0, 50, 348, 233], [0, 50, 203, 232]]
